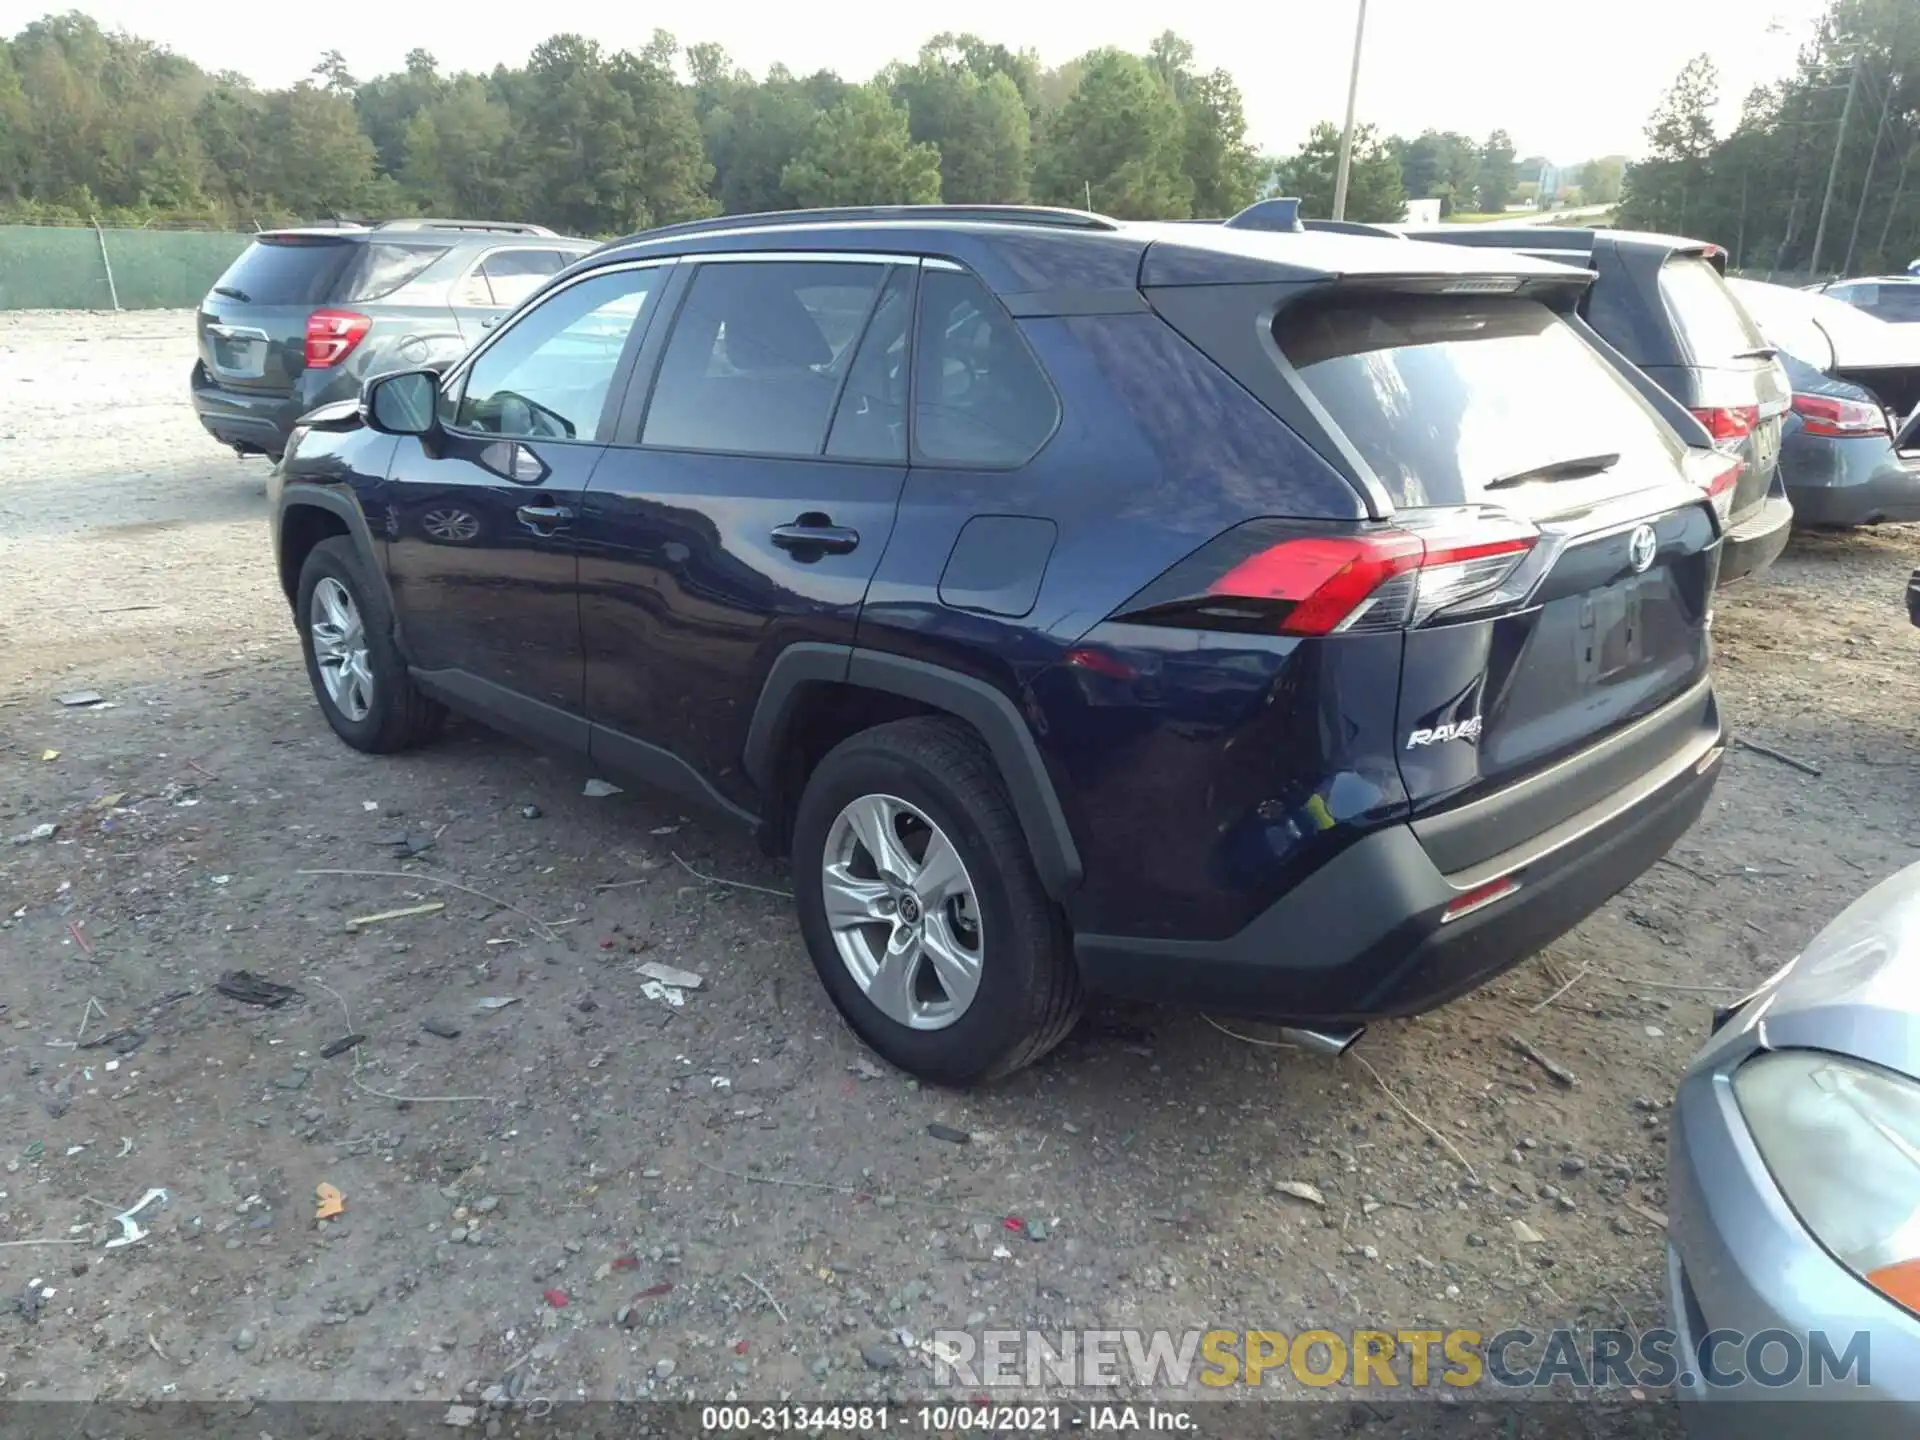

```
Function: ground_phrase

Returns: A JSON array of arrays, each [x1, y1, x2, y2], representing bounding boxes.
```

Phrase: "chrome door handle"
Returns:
[[516, 504, 574, 532], [770, 522, 859, 555]]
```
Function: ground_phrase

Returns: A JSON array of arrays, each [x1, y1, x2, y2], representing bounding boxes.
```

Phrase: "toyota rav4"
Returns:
[[269, 203, 1730, 1085]]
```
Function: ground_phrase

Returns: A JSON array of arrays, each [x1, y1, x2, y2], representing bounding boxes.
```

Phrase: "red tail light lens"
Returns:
[[1689, 405, 1761, 444], [1194, 522, 1536, 637], [306, 309, 371, 369], [1682, 451, 1744, 526], [1792, 392, 1889, 439]]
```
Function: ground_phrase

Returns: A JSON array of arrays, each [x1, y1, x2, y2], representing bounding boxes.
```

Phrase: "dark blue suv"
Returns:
[[270, 204, 1730, 1085]]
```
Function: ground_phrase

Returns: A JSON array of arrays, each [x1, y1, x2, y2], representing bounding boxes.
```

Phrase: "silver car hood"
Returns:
[[1692, 860, 1920, 1081]]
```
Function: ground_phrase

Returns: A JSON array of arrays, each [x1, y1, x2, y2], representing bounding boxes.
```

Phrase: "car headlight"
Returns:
[[1735, 1049, 1920, 1313]]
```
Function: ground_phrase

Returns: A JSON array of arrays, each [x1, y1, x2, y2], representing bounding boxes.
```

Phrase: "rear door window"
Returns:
[[208, 238, 356, 306], [462, 249, 569, 309], [1278, 294, 1685, 510], [642, 260, 887, 457], [340, 243, 449, 302], [826, 268, 913, 462], [1658, 256, 1769, 364]]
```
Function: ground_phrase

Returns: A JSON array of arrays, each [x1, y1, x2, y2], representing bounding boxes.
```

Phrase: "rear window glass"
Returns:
[[1870, 286, 1920, 322], [1279, 295, 1685, 509], [340, 243, 448, 302], [209, 238, 356, 306], [1659, 256, 1768, 362]]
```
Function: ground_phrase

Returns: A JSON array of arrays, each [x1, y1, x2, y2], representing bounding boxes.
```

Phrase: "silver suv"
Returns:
[[190, 219, 595, 460]]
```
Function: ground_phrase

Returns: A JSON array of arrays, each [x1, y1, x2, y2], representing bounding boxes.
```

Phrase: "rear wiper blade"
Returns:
[[1486, 453, 1621, 489], [1732, 346, 1779, 360], [212, 285, 251, 302]]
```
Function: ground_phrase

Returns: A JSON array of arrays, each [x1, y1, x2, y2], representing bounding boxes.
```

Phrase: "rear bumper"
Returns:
[[1717, 493, 1794, 584], [189, 362, 324, 457], [1074, 692, 1724, 1021], [1787, 456, 1920, 527]]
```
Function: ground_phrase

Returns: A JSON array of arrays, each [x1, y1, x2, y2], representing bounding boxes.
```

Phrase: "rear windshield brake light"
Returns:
[[1792, 392, 1889, 438]]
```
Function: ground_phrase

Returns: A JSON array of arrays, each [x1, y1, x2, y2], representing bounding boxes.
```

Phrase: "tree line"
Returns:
[[0, 10, 1653, 239], [1621, 0, 1919, 275]]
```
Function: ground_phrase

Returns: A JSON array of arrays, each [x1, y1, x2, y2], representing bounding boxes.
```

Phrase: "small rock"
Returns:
[[1645, 1025, 1665, 1038], [926, 1123, 970, 1145], [654, 1358, 675, 1379], [616, 1305, 635, 1328], [1560, 1155, 1587, 1175], [449, 1228, 468, 1244], [1510, 1219, 1546, 1245], [521, 805, 543, 820], [1273, 1180, 1326, 1208], [861, 1343, 899, 1372], [476, 1196, 500, 1215], [1465, 1232, 1486, 1248], [1444, 1284, 1461, 1299], [1027, 1220, 1050, 1242], [233, 1327, 256, 1353], [1360, 1245, 1379, 1261], [1610, 1216, 1636, 1236], [274, 1069, 311, 1092], [422, 1018, 462, 1039], [809, 1357, 831, 1379]]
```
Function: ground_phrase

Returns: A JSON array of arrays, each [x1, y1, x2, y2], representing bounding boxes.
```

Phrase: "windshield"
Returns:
[[1277, 294, 1686, 509], [209, 237, 356, 306]]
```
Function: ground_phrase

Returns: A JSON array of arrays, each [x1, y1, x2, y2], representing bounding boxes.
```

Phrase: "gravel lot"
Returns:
[[3, 310, 1919, 1420]]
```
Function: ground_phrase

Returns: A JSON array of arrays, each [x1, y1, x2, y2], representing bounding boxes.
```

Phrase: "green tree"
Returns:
[[705, 65, 835, 213], [1274, 121, 1407, 223], [1032, 48, 1189, 217], [780, 83, 941, 208], [1476, 129, 1517, 213], [890, 40, 1031, 202], [400, 77, 518, 218], [355, 49, 447, 179], [260, 82, 379, 215], [1576, 155, 1626, 205], [1621, 55, 1718, 233]]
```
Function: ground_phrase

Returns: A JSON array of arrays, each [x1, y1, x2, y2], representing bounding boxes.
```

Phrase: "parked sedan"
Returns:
[[1667, 863, 1920, 1436], [1728, 278, 1920, 526]]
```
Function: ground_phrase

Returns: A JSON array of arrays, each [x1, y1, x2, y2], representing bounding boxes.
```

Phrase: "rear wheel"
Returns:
[[792, 717, 1082, 1085], [296, 536, 444, 753]]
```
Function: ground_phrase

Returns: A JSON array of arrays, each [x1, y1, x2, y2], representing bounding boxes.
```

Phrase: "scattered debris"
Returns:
[[1273, 1180, 1327, 1208], [104, 1188, 168, 1249], [116, 1137, 133, 1158], [315, 1183, 345, 1221], [1510, 1219, 1546, 1245], [582, 778, 623, 798], [77, 1027, 141, 1052], [991, 1243, 1012, 1259], [671, 852, 792, 898], [40, 749, 59, 762], [347, 900, 445, 931], [55, 690, 105, 707], [443, 1405, 479, 1428], [475, 996, 521, 1013], [542, 1288, 569, 1308], [378, 831, 436, 857], [216, 971, 299, 1008], [637, 961, 704, 991], [320, 1034, 366, 1059], [1509, 1034, 1580, 1088], [520, 805, 543, 820], [10, 823, 57, 846], [362, 801, 380, 812], [1629, 1203, 1669, 1230], [65, 919, 93, 954], [295, 868, 561, 942], [927, 1123, 971, 1145], [1734, 737, 1822, 777], [738, 1272, 788, 1323], [1645, 1025, 1665, 1038], [634, 1280, 673, 1299], [421, 1018, 462, 1039], [640, 981, 686, 1009], [709, 1075, 732, 1090], [848, 1058, 886, 1081]]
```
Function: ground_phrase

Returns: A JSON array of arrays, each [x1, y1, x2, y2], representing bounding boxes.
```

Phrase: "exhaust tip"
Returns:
[[1278, 1024, 1365, 1058]]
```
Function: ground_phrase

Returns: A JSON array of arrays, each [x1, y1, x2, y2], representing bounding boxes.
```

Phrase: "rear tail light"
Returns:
[[1690, 404, 1761, 444], [1121, 515, 1539, 637], [306, 309, 371, 369], [1792, 391, 1890, 439], [1683, 450, 1743, 526]]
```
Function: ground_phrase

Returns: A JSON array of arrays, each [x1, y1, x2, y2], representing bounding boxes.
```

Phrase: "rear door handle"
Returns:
[[771, 522, 859, 556], [516, 504, 574, 532]]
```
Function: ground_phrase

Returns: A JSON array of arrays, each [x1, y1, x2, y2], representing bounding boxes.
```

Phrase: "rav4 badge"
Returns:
[[1406, 716, 1483, 749]]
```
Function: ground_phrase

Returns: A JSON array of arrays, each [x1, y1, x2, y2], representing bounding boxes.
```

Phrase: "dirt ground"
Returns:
[[3, 309, 1919, 1414]]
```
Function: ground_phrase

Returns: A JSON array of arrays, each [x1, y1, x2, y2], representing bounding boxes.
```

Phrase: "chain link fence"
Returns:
[[0, 223, 252, 310]]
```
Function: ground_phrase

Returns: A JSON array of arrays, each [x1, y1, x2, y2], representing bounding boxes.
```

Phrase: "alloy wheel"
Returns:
[[310, 576, 374, 722]]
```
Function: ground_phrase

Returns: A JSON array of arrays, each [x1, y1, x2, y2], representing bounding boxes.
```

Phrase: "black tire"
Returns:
[[295, 536, 445, 754], [792, 717, 1083, 1086]]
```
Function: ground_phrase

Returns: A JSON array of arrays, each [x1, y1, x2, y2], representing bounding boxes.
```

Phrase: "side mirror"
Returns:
[[361, 369, 440, 437]]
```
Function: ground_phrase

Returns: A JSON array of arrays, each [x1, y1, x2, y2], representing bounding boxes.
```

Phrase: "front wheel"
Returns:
[[792, 717, 1083, 1086], [295, 536, 444, 753]]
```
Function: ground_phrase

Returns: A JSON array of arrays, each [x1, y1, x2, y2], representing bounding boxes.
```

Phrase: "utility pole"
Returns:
[[1331, 0, 1371, 220], [1810, 49, 1861, 277], [1844, 70, 1898, 275]]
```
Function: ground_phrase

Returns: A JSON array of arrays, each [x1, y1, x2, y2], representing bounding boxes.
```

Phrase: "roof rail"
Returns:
[[373, 218, 558, 236], [1223, 198, 1304, 233], [616, 204, 1121, 247]]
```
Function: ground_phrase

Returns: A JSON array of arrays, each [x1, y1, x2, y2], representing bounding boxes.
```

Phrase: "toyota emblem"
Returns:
[[1628, 524, 1658, 574]]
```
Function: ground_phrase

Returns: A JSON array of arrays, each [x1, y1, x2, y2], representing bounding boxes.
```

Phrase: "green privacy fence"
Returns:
[[0, 224, 252, 310]]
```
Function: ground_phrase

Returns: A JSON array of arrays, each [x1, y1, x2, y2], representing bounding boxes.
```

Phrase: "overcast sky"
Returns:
[[3, 0, 1831, 163]]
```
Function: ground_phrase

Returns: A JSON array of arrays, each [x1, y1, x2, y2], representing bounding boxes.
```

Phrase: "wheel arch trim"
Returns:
[[745, 644, 1083, 899], [277, 485, 405, 656]]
